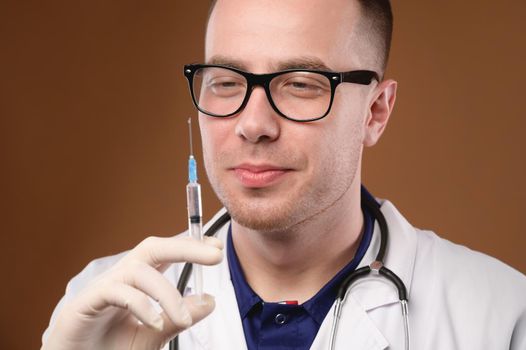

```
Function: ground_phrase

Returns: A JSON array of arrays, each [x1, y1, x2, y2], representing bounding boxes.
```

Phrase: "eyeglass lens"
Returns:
[[192, 67, 333, 120]]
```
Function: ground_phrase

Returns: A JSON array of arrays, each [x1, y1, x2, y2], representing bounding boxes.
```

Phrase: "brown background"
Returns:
[[1, 1, 525, 349]]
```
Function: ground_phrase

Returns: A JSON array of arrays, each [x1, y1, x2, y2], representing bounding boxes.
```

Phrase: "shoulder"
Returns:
[[414, 228, 526, 293], [382, 201, 526, 348], [410, 227, 526, 346], [380, 199, 526, 295]]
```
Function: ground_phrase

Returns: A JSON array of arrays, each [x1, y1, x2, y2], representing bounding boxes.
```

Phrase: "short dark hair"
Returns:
[[356, 0, 393, 72], [207, 0, 393, 72]]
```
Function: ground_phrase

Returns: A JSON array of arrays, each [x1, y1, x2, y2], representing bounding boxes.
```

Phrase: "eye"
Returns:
[[290, 81, 312, 89], [206, 76, 246, 97], [280, 76, 329, 98]]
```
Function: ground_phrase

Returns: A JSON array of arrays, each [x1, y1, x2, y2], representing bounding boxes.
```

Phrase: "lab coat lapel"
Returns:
[[310, 295, 389, 349]]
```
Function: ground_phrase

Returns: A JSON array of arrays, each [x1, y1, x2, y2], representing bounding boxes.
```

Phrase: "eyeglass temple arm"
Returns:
[[340, 70, 380, 85]]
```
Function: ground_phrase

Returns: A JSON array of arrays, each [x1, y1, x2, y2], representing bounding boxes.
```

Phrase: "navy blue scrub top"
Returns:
[[227, 186, 376, 350]]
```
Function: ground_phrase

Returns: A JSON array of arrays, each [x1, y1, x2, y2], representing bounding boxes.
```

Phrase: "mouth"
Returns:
[[230, 164, 293, 188]]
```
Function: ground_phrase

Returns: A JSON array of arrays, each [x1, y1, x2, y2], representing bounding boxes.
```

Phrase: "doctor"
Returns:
[[42, 0, 526, 349]]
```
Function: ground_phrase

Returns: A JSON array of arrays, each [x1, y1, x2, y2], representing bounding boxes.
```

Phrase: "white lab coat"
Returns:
[[44, 200, 526, 349]]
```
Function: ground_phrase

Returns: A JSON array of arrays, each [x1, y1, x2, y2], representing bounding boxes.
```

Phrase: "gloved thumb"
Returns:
[[182, 293, 216, 325], [156, 294, 215, 348]]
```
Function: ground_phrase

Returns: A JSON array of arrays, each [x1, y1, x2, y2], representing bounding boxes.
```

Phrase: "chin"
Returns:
[[222, 195, 305, 233], [231, 211, 295, 232]]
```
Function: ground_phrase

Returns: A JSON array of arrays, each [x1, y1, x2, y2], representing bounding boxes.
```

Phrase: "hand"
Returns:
[[42, 235, 224, 350]]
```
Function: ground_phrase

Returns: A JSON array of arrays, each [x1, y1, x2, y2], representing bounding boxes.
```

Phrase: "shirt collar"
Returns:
[[227, 224, 262, 317]]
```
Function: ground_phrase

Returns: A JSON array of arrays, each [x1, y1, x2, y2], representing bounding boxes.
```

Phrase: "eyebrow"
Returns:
[[206, 56, 249, 70], [275, 57, 332, 71], [206, 55, 332, 72]]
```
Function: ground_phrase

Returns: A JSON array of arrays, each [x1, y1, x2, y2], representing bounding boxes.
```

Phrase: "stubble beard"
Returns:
[[204, 142, 362, 235]]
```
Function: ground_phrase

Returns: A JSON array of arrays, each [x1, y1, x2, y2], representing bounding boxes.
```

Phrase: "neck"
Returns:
[[231, 180, 364, 303]]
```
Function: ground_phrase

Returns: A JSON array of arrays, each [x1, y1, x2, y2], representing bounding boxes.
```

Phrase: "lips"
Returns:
[[231, 164, 292, 188]]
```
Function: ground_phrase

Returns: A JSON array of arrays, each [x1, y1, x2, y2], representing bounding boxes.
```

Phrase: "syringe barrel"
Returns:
[[186, 181, 204, 298], [186, 182, 202, 227]]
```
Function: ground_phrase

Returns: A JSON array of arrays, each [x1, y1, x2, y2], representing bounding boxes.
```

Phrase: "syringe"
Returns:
[[186, 117, 204, 299]]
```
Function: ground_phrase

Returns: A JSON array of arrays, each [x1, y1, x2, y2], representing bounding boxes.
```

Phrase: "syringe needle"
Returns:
[[188, 117, 194, 156]]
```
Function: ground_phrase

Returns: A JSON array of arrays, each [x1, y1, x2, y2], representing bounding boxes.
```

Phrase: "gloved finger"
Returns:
[[124, 236, 223, 267], [203, 236, 224, 249], [77, 281, 165, 331], [155, 236, 225, 274], [157, 294, 216, 342], [120, 261, 191, 328]]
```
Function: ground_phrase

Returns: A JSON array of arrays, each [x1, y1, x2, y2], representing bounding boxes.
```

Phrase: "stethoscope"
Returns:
[[169, 192, 410, 350]]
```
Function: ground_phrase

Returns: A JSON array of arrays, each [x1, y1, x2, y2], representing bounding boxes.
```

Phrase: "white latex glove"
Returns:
[[42, 235, 224, 350]]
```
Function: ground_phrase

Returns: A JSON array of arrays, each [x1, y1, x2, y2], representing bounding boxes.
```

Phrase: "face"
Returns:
[[200, 0, 387, 232]]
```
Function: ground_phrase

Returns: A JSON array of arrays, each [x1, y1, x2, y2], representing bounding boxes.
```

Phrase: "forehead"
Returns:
[[205, 0, 365, 72]]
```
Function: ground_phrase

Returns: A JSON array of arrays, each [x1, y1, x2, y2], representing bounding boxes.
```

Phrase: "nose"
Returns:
[[235, 87, 280, 143]]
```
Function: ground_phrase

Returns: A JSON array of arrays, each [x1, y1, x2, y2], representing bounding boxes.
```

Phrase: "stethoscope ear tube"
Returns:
[[379, 266, 408, 301], [336, 265, 408, 306], [360, 194, 408, 302], [336, 266, 371, 300]]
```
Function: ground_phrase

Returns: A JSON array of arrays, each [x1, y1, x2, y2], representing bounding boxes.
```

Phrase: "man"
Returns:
[[42, 0, 526, 349]]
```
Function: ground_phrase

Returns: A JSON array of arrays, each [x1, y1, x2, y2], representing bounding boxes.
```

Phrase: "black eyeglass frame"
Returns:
[[184, 64, 380, 122]]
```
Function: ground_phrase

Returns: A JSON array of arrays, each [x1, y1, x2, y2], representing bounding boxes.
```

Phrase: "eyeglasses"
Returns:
[[184, 64, 379, 122]]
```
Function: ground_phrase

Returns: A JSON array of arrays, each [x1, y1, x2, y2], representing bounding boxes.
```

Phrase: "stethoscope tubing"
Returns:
[[328, 196, 410, 350]]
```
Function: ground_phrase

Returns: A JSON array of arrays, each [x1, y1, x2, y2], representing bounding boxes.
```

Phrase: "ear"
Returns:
[[363, 79, 397, 147]]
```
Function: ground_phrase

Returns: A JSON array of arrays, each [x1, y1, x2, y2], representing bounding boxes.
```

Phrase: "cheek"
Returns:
[[199, 116, 227, 182], [332, 89, 368, 140], [199, 116, 231, 159], [312, 92, 367, 173]]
